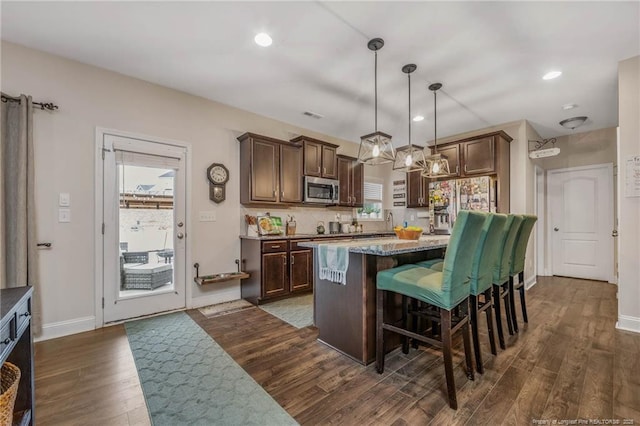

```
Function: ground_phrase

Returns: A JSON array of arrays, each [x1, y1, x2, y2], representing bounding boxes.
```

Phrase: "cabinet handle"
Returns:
[[281, 191, 284, 197], [273, 189, 277, 196], [283, 255, 287, 266], [464, 164, 467, 173], [456, 165, 459, 174], [323, 167, 326, 175], [291, 255, 295, 265], [317, 166, 321, 173], [271, 245, 280, 249], [2, 338, 10, 345]]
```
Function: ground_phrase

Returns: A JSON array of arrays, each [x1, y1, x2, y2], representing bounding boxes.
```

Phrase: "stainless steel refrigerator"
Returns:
[[429, 176, 496, 233]]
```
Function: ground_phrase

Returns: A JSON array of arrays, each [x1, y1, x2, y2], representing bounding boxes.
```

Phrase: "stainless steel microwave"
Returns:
[[304, 176, 339, 204]]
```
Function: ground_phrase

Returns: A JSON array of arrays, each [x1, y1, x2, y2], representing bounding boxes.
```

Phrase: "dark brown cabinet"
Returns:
[[291, 136, 338, 179], [238, 133, 302, 205], [462, 137, 495, 175], [406, 170, 429, 208], [337, 155, 363, 207], [432, 144, 461, 178], [241, 238, 314, 304]]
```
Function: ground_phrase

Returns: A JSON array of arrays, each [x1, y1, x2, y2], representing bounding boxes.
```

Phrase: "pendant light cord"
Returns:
[[433, 88, 438, 153], [374, 51, 378, 132], [408, 72, 411, 145]]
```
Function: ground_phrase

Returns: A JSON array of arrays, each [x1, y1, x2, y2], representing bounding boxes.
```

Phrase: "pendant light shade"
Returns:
[[393, 64, 427, 172], [421, 82, 451, 178], [358, 38, 395, 165]]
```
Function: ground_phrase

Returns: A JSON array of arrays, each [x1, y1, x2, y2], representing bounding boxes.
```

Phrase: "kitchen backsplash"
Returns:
[[240, 206, 432, 236], [241, 206, 389, 235]]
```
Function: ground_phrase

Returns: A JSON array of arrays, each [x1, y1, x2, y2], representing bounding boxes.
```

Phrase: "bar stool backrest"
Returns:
[[441, 210, 488, 304], [510, 215, 538, 276], [493, 215, 524, 285], [470, 213, 508, 295]]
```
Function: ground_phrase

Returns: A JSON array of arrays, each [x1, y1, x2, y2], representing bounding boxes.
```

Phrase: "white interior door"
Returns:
[[549, 164, 614, 282], [102, 133, 187, 323]]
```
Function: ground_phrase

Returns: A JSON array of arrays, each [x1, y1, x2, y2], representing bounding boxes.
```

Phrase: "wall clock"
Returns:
[[207, 163, 229, 203]]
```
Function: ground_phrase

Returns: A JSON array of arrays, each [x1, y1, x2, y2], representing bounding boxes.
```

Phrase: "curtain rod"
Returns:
[[1, 93, 58, 111]]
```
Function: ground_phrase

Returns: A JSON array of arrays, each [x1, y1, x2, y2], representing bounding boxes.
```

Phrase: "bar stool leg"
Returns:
[[503, 283, 514, 336], [493, 284, 506, 350], [469, 295, 483, 374], [484, 289, 497, 355], [376, 289, 385, 374], [508, 276, 519, 333], [440, 308, 458, 410], [461, 302, 475, 380], [401, 295, 409, 354], [519, 271, 528, 323]]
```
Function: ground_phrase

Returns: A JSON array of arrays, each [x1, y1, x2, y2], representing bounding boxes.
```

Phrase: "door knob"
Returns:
[[177, 232, 184, 239], [554, 227, 559, 232]]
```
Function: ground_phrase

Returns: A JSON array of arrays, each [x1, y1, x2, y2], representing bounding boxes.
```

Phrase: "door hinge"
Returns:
[[101, 223, 105, 234], [102, 297, 104, 309]]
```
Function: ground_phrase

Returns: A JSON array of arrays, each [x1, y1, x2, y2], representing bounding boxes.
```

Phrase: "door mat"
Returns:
[[259, 294, 313, 329], [198, 299, 254, 318], [125, 312, 297, 425]]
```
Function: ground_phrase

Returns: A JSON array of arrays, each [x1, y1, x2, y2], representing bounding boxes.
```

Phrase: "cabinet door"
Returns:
[[463, 137, 495, 175], [406, 170, 425, 207], [436, 144, 461, 178], [303, 141, 322, 177], [290, 250, 312, 292], [262, 252, 288, 298], [350, 161, 364, 207], [280, 144, 303, 202], [251, 139, 279, 202], [321, 145, 338, 179], [337, 156, 352, 205]]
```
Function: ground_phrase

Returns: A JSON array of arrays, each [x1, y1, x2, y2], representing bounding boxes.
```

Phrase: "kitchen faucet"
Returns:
[[386, 212, 394, 230]]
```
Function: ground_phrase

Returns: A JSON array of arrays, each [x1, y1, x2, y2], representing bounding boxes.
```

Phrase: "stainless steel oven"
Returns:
[[304, 176, 339, 204]]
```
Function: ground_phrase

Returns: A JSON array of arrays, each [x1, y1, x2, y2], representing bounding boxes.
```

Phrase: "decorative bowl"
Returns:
[[394, 228, 423, 240]]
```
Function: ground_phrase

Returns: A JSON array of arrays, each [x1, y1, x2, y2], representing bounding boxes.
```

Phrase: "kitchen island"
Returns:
[[300, 236, 449, 365]]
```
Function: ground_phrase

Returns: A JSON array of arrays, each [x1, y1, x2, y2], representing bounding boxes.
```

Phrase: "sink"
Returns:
[[194, 271, 250, 285]]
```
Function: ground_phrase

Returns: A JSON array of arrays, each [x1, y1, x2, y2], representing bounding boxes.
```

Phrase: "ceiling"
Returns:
[[2, 2, 638, 145]]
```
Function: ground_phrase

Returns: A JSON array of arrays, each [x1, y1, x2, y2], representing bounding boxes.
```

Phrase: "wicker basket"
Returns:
[[0, 362, 21, 426], [394, 228, 423, 240]]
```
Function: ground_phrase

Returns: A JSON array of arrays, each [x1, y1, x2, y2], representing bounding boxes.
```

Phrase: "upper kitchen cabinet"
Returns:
[[238, 133, 303, 205], [337, 155, 363, 207], [291, 136, 338, 179], [428, 131, 511, 179], [406, 169, 429, 208]]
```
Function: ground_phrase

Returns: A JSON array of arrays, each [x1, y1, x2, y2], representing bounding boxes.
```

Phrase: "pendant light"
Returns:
[[421, 82, 450, 178], [393, 64, 426, 172], [358, 38, 395, 165]]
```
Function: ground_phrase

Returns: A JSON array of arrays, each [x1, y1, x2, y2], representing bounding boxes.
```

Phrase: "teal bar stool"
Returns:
[[508, 215, 538, 332], [492, 214, 523, 349], [417, 213, 507, 374], [376, 210, 487, 409]]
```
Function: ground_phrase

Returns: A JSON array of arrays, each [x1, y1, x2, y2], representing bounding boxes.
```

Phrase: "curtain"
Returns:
[[1, 94, 41, 332]]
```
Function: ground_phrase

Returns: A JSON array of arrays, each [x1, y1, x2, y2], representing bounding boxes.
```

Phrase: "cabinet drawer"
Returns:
[[15, 297, 31, 333], [262, 240, 288, 253], [1, 318, 14, 356], [289, 239, 312, 251]]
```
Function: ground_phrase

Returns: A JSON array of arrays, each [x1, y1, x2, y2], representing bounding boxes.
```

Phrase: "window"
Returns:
[[356, 181, 383, 220]]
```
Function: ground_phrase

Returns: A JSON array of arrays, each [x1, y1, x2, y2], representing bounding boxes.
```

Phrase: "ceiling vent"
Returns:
[[303, 111, 324, 119]]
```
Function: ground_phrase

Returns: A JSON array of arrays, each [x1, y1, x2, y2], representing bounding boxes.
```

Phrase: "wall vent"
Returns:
[[303, 111, 324, 119]]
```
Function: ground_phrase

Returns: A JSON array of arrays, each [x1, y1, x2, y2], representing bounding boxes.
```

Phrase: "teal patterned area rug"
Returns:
[[259, 294, 314, 329], [125, 312, 297, 425]]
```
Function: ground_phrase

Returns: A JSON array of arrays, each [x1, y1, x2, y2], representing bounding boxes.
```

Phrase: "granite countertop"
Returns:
[[298, 235, 450, 256], [239, 231, 396, 241]]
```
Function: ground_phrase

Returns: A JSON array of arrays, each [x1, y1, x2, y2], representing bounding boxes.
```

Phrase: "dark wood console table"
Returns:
[[1, 286, 34, 426]]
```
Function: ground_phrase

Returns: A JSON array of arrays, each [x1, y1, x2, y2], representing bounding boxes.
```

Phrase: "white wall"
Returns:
[[617, 55, 640, 333], [1, 41, 368, 339]]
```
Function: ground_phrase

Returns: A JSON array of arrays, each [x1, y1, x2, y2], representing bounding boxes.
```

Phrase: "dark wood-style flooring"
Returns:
[[34, 276, 640, 425]]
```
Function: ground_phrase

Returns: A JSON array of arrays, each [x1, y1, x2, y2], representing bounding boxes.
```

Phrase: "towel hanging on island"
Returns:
[[318, 244, 349, 285]]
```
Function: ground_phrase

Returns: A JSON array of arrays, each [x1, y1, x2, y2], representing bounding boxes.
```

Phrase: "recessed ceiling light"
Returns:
[[543, 71, 562, 80], [562, 103, 578, 110], [254, 33, 272, 47], [412, 115, 424, 122]]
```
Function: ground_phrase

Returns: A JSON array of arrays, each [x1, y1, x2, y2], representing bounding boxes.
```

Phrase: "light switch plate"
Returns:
[[199, 211, 217, 222], [58, 208, 71, 223], [59, 192, 70, 207]]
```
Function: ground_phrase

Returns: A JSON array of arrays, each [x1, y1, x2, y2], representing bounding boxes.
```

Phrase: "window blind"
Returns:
[[363, 182, 383, 201]]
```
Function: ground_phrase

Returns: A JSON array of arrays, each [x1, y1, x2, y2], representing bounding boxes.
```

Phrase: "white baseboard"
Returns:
[[525, 275, 537, 290], [34, 316, 95, 342], [616, 315, 640, 334], [189, 287, 241, 309]]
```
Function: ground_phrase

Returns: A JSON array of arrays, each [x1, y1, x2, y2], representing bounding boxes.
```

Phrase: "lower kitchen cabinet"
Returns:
[[241, 238, 314, 304]]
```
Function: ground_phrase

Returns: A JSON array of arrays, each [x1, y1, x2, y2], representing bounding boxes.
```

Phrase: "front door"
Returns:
[[549, 163, 614, 282], [102, 133, 187, 323]]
